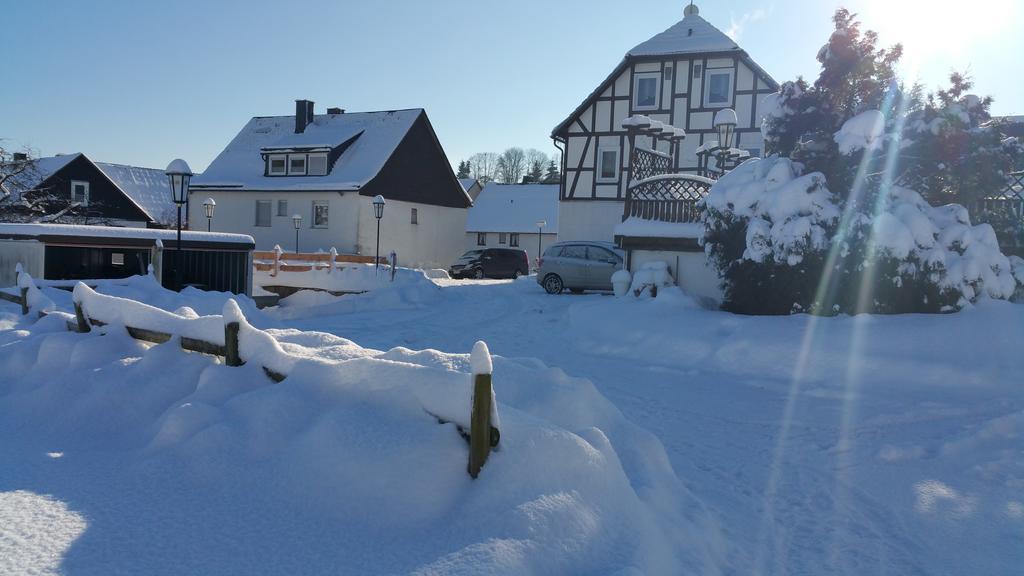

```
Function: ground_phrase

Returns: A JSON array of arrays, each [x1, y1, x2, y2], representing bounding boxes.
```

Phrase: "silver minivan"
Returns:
[[537, 241, 625, 294]]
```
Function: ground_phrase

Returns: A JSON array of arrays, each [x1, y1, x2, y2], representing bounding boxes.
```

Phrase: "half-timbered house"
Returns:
[[550, 4, 778, 242]]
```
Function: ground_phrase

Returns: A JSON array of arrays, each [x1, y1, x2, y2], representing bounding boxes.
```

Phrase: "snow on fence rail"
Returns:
[[254, 246, 387, 276], [0, 264, 500, 477]]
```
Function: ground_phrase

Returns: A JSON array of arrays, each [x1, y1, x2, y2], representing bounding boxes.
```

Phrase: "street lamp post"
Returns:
[[373, 195, 386, 270], [712, 108, 738, 173], [535, 219, 546, 272], [292, 214, 303, 254], [165, 159, 193, 291], [203, 198, 216, 232]]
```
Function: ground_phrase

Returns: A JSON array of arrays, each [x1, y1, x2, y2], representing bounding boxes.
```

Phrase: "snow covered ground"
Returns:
[[2, 274, 1022, 574]]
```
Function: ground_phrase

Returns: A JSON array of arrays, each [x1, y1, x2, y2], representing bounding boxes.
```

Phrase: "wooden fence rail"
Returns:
[[253, 248, 386, 276], [6, 264, 498, 478]]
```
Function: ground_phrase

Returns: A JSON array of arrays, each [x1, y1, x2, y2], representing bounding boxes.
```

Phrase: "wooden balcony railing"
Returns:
[[629, 147, 673, 182], [622, 174, 715, 224]]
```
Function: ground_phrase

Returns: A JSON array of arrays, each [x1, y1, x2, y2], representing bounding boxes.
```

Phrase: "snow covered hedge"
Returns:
[[703, 148, 1020, 314]]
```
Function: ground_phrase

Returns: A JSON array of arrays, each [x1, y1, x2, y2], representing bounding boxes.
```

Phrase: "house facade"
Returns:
[[189, 101, 471, 270], [550, 4, 778, 242], [465, 183, 559, 267], [5, 153, 176, 227]]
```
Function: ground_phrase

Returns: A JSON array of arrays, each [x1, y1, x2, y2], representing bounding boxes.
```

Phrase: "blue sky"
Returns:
[[2, 0, 1020, 172]]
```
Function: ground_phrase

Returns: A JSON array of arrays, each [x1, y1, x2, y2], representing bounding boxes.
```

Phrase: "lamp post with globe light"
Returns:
[[712, 108, 738, 172], [202, 198, 216, 232], [535, 219, 546, 272], [373, 195, 386, 270], [164, 159, 193, 291], [292, 214, 303, 253]]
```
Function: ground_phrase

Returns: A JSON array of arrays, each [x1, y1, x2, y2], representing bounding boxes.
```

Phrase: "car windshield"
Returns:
[[457, 251, 483, 261]]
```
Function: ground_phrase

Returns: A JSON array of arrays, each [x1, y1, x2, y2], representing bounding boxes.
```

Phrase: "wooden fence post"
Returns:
[[468, 341, 496, 479], [19, 285, 29, 315], [272, 245, 282, 277], [73, 302, 91, 333], [224, 321, 242, 366]]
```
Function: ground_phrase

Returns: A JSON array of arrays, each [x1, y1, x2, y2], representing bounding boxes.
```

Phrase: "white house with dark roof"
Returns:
[[551, 3, 778, 242], [189, 100, 471, 269], [465, 183, 559, 267], [4, 152, 177, 227]]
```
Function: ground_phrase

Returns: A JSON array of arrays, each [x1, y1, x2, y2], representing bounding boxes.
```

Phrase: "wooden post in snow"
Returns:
[[224, 322, 242, 367], [328, 247, 338, 274], [272, 245, 283, 277], [72, 282, 91, 333], [468, 341, 494, 479]]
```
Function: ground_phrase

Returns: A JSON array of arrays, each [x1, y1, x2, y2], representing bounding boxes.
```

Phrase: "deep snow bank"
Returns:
[[0, 305, 709, 574]]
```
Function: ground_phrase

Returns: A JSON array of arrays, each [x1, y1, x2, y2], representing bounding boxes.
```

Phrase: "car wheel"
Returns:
[[542, 274, 563, 294], [474, 268, 485, 280]]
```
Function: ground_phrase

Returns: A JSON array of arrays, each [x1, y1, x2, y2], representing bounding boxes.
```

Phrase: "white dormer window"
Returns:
[[288, 154, 307, 175], [704, 68, 734, 107], [71, 180, 89, 206], [308, 153, 328, 176], [269, 155, 287, 175], [633, 72, 660, 110]]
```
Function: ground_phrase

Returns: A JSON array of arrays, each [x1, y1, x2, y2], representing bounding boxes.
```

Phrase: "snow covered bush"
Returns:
[[702, 157, 841, 314]]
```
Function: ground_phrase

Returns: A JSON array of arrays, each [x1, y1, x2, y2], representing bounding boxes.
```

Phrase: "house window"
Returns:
[[510, 233, 519, 247], [410, 208, 418, 225], [477, 232, 487, 246], [255, 200, 271, 227], [289, 155, 307, 175], [663, 66, 673, 81], [308, 154, 328, 176], [268, 155, 287, 175], [597, 147, 619, 182], [277, 199, 289, 217], [499, 232, 507, 244], [704, 68, 734, 107], [693, 63, 703, 78], [312, 200, 328, 228], [70, 180, 89, 206], [633, 72, 660, 110], [111, 253, 124, 266]]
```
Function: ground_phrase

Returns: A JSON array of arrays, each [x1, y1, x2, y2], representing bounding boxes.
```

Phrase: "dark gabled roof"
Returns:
[[10, 153, 174, 223], [551, 10, 779, 139]]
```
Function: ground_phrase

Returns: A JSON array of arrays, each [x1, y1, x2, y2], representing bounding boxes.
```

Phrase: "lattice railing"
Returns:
[[630, 147, 672, 182], [622, 175, 713, 223]]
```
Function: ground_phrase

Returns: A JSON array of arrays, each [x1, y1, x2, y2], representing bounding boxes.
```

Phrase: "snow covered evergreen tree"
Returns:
[[704, 9, 1022, 315]]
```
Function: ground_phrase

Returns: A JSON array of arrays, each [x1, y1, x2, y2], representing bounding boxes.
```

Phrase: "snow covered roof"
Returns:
[[33, 153, 81, 181], [627, 10, 740, 57], [0, 222, 254, 247], [465, 183, 559, 234], [95, 162, 176, 223], [192, 109, 423, 191]]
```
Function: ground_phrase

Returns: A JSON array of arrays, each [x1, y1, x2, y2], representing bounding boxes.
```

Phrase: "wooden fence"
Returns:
[[4, 265, 498, 478], [254, 248, 387, 276]]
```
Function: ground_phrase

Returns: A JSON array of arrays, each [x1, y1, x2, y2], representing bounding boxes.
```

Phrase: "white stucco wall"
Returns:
[[558, 201, 625, 242], [188, 191, 362, 253], [630, 249, 722, 306], [356, 196, 467, 270], [463, 232, 558, 267], [0, 240, 45, 287]]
